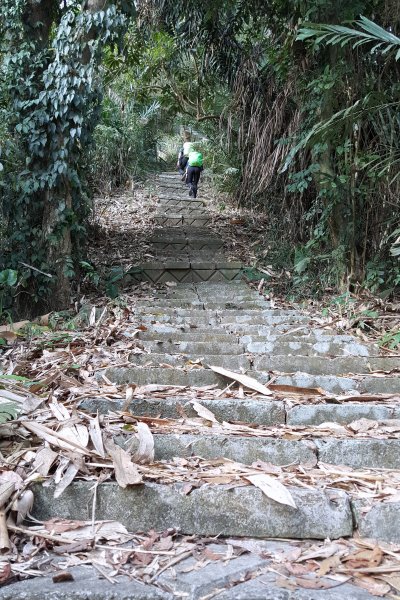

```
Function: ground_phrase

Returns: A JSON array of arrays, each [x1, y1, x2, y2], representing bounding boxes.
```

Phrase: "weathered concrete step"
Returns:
[[353, 501, 400, 543], [158, 198, 205, 206], [287, 402, 400, 425], [32, 481, 352, 539], [139, 338, 370, 357], [137, 314, 306, 327], [134, 307, 300, 318], [99, 366, 400, 394], [81, 394, 400, 428], [118, 432, 400, 470], [137, 331, 238, 343], [148, 255, 228, 263], [140, 340, 245, 355], [128, 352, 397, 375], [219, 314, 310, 325], [122, 433, 317, 466], [254, 355, 400, 375], [80, 396, 286, 425], [148, 293, 263, 303], [129, 353, 250, 370], [155, 207, 207, 216], [129, 264, 243, 284], [137, 299, 269, 309], [0, 545, 384, 600], [154, 216, 212, 227], [246, 339, 371, 356], [276, 372, 400, 394], [315, 438, 400, 469]]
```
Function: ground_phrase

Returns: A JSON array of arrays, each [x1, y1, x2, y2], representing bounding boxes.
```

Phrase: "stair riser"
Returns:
[[32, 482, 353, 540]]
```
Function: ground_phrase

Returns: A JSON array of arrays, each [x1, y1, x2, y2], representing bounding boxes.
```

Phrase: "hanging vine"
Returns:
[[0, 1, 133, 313]]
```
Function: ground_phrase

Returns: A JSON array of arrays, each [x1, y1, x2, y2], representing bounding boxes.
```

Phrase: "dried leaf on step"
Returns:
[[0, 471, 23, 505], [348, 418, 378, 433], [379, 575, 400, 593], [343, 546, 383, 569], [54, 462, 80, 498], [294, 576, 348, 590], [33, 446, 58, 476], [191, 401, 218, 423], [317, 555, 342, 576], [269, 384, 327, 397], [47, 520, 131, 542], [44, 519, 87, 534], [246, 473, 297, 508], [22, 421, 89, 455], [209, 366, 272, 396], [88, 416, 105, 458], [132, 422, 154, 464], [50, 400, 70, 421], [105, 439, 142, 487], [0, 563, 11, 584], [59, 423, 89, 450], [354, 575, 390, 596], [299, 543, 346, 562], [11, 490, 34, 524]]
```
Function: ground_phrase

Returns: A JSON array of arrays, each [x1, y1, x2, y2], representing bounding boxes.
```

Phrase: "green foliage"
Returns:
[[0, 268, 18, 320], [0, 1, 132, 314], [0, 399, 18, 424], [88, 92, 161, 190]]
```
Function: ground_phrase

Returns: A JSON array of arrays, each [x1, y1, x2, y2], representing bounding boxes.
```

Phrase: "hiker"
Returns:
[[177, 133, 194, 176], [186, 150, 204, 198], [177, 148, 185, 174]]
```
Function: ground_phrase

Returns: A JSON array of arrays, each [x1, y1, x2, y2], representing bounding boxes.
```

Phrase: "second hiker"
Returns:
[[186, 149, 204, 198]]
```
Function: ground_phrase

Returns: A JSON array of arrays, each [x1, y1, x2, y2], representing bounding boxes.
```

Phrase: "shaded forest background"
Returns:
[[0, 0, 399, 319]]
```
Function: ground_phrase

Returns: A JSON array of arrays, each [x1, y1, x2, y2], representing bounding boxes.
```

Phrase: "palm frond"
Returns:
[[297, 16, 400, 59]]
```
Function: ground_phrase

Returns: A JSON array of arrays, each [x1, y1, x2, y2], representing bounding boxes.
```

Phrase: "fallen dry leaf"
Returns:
[[133, 422, 155, 464], [105, 439, 142, 487], [245, 473, 297, 508], [191, 401, 218, 423], [209, 366, 272, 396]]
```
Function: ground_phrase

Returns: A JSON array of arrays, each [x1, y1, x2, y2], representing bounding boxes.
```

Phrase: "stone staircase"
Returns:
[[19, 173, 400, 599]]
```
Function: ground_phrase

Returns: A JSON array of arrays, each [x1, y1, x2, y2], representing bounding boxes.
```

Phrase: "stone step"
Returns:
[[80, 394, 400, 428], [80, 396, 286, 425], [128, 264, 243, 284], [138, 338, 370, 357], [218, 314, 310, 325], [154, 215, 212, 227], [276, 372, 400, 394], [0, 543, 390, 600], [137, 313, 306, 326], [137, 331, 238, 343], [135, 307, 302, 318], [127, 351, 399, 376], [156, 206, 207, 215], [129, 353, 250, 370], [140, 340, 245, 355], [245, 339, 371, 356], [287, 402, 400, 425], [110, 430, 400, 470], [253, 355, 400, 375], [32, 481, 352, 540], [99, 366, 400, 394], [158, 198, 205, 206]]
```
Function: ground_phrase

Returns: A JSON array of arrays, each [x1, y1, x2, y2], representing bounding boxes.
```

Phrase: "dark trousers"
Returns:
[[186, 166, 202, 198], [179, 156, 189, 172]]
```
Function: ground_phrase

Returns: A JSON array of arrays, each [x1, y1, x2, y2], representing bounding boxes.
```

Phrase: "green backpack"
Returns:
[[188, 151, 203, 167]]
